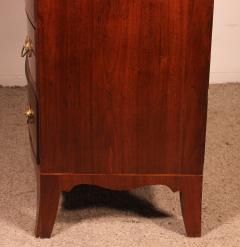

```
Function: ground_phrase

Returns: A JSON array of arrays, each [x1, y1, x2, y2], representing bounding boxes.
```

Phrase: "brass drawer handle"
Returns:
[[21, 36, 33, 57], [25, 106, 35, 124]]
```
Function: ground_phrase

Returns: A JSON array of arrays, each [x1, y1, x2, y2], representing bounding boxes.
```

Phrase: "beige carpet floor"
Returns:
[[0, 84, 240, 246]]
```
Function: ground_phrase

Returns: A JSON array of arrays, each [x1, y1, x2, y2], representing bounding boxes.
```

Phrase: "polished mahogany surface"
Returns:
[[23, 0, 214, 238], [36, 0, 213, 174]]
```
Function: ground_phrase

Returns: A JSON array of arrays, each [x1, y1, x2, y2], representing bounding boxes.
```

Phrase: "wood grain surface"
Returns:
[[35, 0, 213, 174], [24, 0, 214, 238]]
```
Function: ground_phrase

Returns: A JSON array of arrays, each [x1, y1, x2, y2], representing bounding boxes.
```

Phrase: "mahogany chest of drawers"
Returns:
[[22, 0, 214, 238]]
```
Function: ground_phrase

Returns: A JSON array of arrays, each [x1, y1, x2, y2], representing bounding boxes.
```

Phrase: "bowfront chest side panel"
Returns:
[[23, 0, 214, 238], [34, 0, 213, 174]]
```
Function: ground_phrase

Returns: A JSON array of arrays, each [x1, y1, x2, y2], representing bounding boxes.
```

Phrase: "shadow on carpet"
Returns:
[[62, 185, 170, 218]]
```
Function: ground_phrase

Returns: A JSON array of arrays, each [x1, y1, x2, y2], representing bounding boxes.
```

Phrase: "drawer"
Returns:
[[25, 0, 36, 27], [25, 79, 39, 163], [22, 18, 36, 92], [22, 16, 39, 163]]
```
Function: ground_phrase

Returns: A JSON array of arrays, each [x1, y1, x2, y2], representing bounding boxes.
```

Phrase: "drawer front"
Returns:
[[22, 18, 36, 92], [26, 78, 39, 163], [22, 15, 38, 163], [25, 0, 36, 27], [24, 18, 38, 162]]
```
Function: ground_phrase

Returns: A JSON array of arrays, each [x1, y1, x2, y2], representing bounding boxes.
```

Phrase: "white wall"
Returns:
[[210, 0, 240, 83], [0, 0, 26, 86], [0, 0, 239, 86]]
